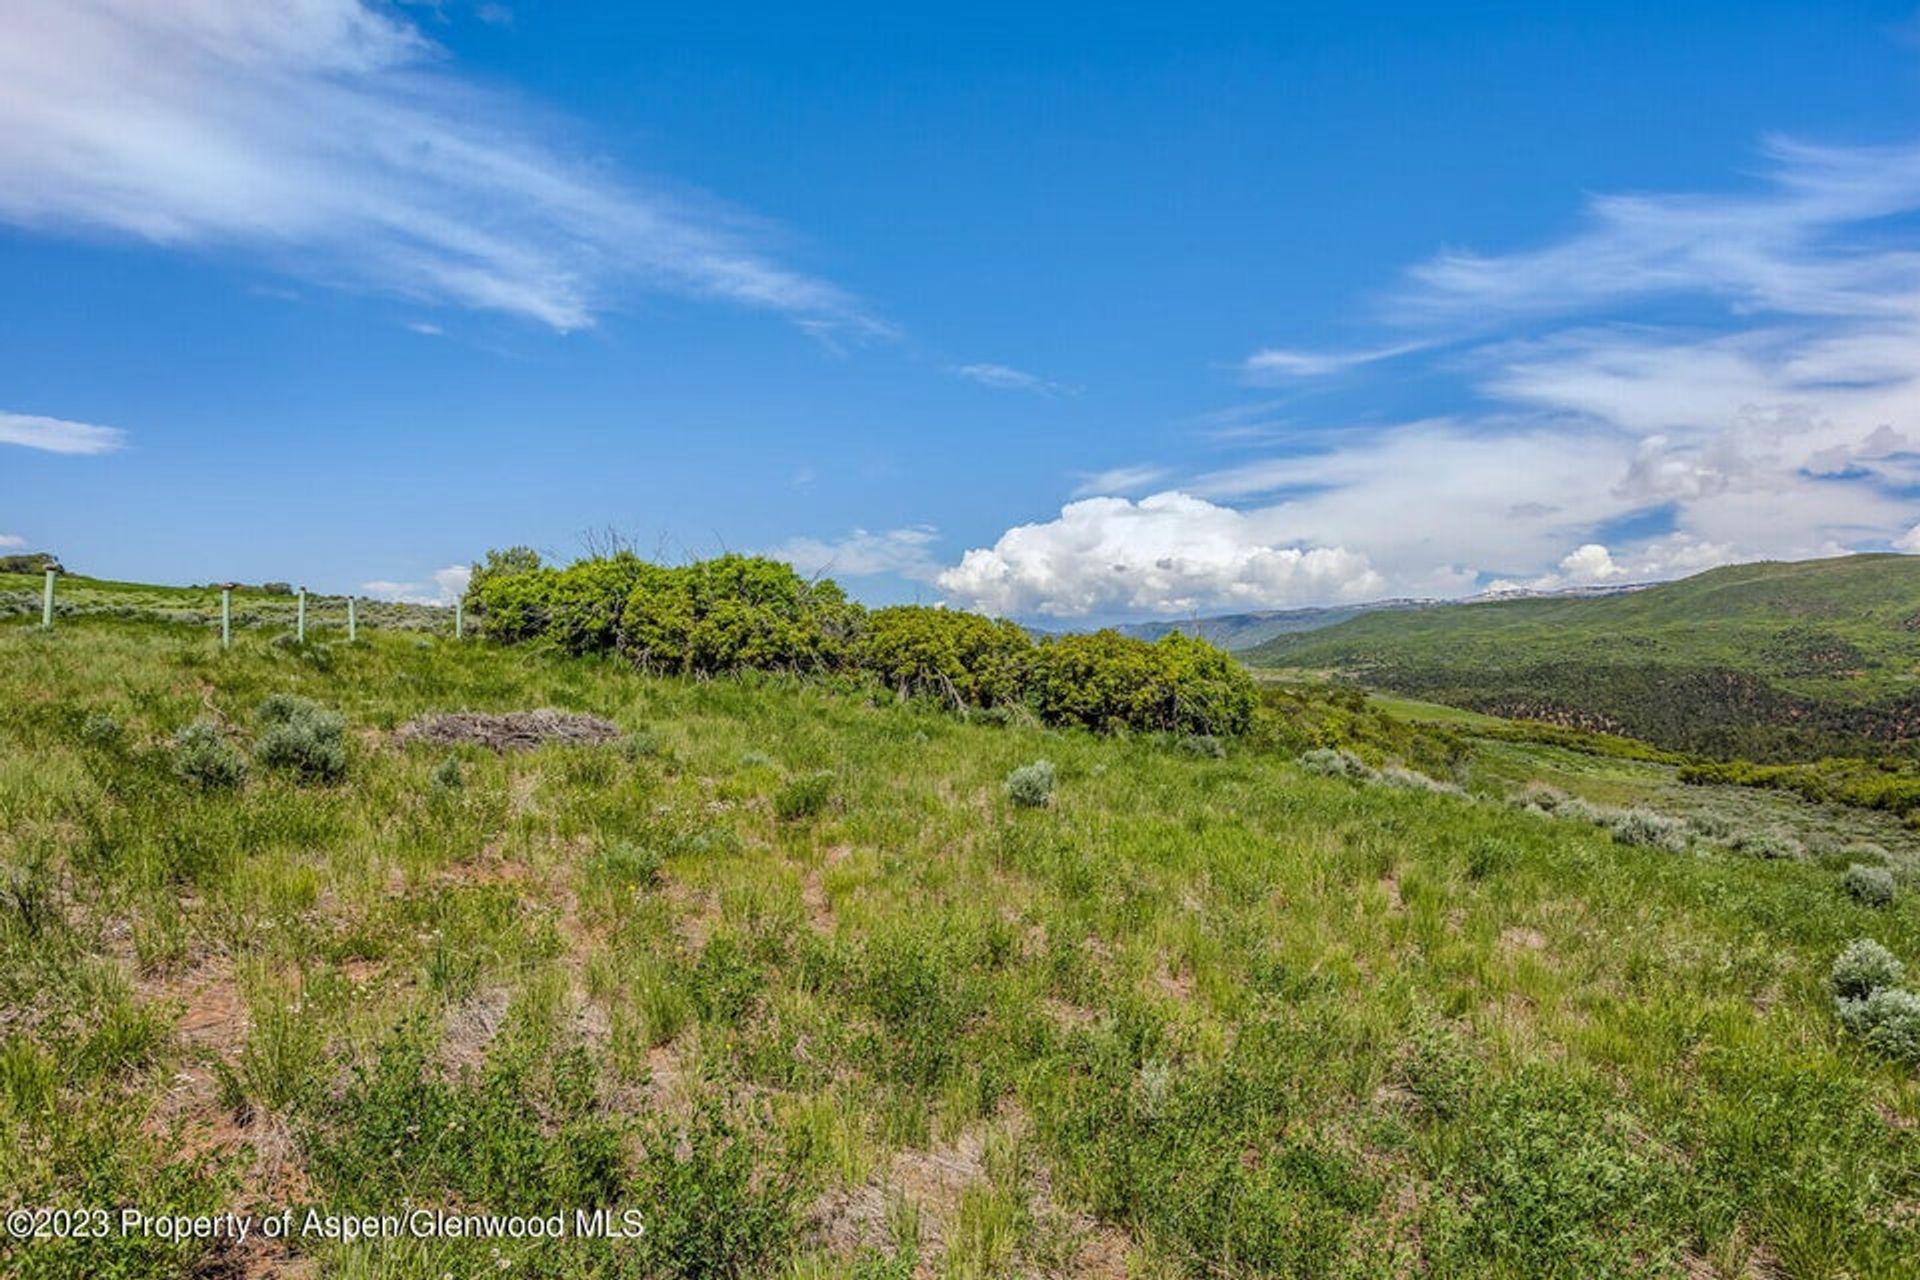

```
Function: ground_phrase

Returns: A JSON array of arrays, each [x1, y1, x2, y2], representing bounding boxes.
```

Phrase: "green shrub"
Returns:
[[1005, 759, 1056, 809], [79, 710, 123, 746], [1606, 808, 1689, 852], [547, 553, 664, 654], [968, 703, 1028, 729], [1026, 630, 1255, 735], [591, 841, 662, 889], [255, 695, 348, 783], [1448, 1072, 1683, 1274], [1831, 939, 1904, 1001], [773, 772, 833, 822], [467, 560, 559, 643], [635, 1102, 802, 1280], [1177, 734, 1227, 759], [1842, 863, 1896, 907], [1686, 810, 1733, 839], [620, 731, 664, 761], [1553, 797, 1605, 825], [1379, 764, 1460, 794], [1837, 988, 1920, 1065], [1729, 829, 1802, 861], [172, 719, 247, 789], [256, 693, 311, 726], [852, 606, 1033, 709], [2, 863, 57, 937], [431, 755, 464, 791], [1298, 747, 1375, 780], [1516, 782, 1569, 811], [1254, 681, 1466, 776], [621, 555, 858, 675], [1400, 1021, 1476, 1119]]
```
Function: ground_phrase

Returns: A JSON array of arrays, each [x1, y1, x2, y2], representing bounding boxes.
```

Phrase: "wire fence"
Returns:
[[21, 568, 465, 646]]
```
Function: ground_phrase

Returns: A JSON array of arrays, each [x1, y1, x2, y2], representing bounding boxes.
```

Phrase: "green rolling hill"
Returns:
[[1245, 554, 1920, 760]]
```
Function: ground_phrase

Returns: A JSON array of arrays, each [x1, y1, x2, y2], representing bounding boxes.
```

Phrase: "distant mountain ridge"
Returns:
[[1092, 579, 1655, 651], [1241, 553, 1920, 761]]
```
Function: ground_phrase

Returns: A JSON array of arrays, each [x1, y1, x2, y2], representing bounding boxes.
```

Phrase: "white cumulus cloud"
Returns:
[[1557, 543, 1626, 583], [0, 0, 875, 333], [936, 492, 1382, 618], [362, 564, 469, 605]]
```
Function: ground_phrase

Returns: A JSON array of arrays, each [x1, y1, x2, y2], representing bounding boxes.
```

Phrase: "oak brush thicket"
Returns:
[[462, 549, 1258, 737]]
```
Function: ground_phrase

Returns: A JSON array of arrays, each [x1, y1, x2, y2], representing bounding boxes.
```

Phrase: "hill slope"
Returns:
[[1247, 554, 1920, 760], [0, 570, 449, 631], [3, 614, 1918, 1274], [1094, 585, 1651, 651]]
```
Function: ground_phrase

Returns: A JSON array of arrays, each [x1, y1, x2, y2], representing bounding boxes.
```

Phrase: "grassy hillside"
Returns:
[[3, 614, 1919, 1278], [1247, 554, 1920, 760], [0, 572, 450, 633]]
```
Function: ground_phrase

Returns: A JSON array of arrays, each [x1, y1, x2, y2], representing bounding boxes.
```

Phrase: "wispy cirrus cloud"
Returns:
[[0, 410, 127, 454], [1398, 138, 1920, 323], [1238, 341, 1428, 381], [951, 363, 1077, 396], [0, 534, 28, 549], [765, 526, 942, 579], [0, 0, 879, 335], [1071, 464, 1169, 497]]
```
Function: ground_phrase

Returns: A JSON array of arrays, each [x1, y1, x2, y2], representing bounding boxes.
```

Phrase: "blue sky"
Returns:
[[7, 2, 1920, 620]]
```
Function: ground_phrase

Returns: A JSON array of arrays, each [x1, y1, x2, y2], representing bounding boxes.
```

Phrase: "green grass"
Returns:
[[1246, 554, 1920, 760], [3, 614, 1919, 1278], [1365, 693, 1509, 729], [0, 572, 449, 633]]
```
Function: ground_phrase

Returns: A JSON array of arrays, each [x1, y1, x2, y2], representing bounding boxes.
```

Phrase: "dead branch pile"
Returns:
[[395, 709, 621, 751]]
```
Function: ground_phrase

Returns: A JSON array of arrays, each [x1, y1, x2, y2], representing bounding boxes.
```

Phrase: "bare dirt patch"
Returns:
[[440, 987, 511, 1072], [395, 709, 621, 752], [1500, 925, 1547, 953], [1378, 873, 1405, 913]]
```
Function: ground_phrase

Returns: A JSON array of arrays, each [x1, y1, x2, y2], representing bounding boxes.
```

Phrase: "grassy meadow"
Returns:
[[3, 615, 1919, 1278]]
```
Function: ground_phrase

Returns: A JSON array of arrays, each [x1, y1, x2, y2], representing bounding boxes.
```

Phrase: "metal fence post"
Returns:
[[347, 597, 356, 642], [41, 567, 54, 628], [297, 587, 306, 644], [221, 586, 232, 649]]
